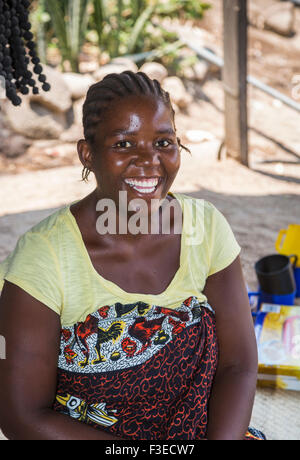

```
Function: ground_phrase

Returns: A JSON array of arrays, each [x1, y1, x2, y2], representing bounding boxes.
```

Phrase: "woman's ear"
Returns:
[[77, 139, 93, 170]]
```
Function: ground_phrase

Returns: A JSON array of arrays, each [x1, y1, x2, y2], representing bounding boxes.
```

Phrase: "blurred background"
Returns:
[[0, 0, 300, 440]]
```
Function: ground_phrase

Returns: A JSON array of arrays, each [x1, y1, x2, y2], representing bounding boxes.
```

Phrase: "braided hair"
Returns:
[[0, 0, 50, 106], [82, 71, 190, 181]]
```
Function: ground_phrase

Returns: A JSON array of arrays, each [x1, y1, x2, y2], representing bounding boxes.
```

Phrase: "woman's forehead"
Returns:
[[98, 94, 175, 134], [109, 94, 172, 120]]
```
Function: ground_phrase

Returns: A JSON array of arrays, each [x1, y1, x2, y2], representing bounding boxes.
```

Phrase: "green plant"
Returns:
[[155, 0, 211, 20], [30, 0, 51, 63], [30, 0, 211, 73], [42, 0, 90, 72]]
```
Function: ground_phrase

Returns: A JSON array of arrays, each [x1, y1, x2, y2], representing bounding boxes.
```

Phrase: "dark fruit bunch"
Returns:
[[0, 0, 50, 106]]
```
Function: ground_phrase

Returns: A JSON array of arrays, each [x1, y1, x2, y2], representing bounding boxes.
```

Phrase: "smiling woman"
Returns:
[[0, 71, 265, 441]]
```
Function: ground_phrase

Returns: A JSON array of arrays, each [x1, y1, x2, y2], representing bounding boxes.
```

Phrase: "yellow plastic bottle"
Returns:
[[275, 225, 300, 267]]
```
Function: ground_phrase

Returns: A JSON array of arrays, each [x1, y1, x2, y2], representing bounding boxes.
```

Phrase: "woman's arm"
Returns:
[[203, 256, 258, 440], [0, 281, 124, 440]]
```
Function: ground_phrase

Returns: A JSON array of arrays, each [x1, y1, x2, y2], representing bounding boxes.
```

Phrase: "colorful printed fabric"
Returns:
[[53, 296, 265, 440], [245, 427, 266, 440]]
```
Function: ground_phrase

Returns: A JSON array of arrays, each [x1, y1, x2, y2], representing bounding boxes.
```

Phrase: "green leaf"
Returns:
[[44, 0, 68, 56], [126, 2, 157, 54], [93, 0, 104, 46], [67, 0, 81, 58]]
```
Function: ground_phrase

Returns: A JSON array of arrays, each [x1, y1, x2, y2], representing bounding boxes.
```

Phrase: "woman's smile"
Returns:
[[123, 176, 163, 195]]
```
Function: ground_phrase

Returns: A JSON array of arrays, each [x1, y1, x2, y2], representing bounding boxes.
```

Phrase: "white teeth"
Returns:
[[132, 186, 156, 194], [124, 178, 159, 188]]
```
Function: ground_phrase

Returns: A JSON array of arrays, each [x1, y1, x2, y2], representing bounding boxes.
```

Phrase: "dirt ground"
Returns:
[[201, 0, 300, 98], [0, 0, 300, 441]]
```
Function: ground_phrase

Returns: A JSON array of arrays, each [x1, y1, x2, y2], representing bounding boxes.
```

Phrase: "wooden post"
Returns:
[[223, 0, 249, 166]]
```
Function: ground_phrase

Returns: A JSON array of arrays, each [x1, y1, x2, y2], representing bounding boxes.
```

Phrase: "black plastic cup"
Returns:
[[255, 254, 297, 296]]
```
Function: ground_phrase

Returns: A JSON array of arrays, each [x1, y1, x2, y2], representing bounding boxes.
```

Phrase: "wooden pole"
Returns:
[[223, 0, 249, 166]]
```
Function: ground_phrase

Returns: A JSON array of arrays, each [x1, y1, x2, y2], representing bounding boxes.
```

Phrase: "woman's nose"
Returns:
[[134, 147, 161, 166]]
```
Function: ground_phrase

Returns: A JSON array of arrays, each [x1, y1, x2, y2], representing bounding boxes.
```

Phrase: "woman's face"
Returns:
[[80, 94, 181, 214]]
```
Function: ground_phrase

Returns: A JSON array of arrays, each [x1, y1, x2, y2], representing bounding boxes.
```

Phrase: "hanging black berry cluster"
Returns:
[[0, 0, 50, 106]]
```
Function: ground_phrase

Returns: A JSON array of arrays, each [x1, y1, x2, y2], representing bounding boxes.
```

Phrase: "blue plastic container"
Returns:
[[248, 288, 296, 316], [294, 267, 300, 298], [260, 289, 296, 306]]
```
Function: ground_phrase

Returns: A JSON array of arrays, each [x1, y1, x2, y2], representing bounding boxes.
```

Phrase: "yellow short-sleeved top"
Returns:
[[0, 192, 241, 327]]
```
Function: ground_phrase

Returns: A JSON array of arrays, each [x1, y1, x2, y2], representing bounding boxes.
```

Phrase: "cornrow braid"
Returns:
[[0, 0, 50, 106], [82, 70, 191, 156]]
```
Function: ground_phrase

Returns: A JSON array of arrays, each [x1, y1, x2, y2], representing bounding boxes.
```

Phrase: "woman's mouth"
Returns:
[[123, 177, 161, 194]]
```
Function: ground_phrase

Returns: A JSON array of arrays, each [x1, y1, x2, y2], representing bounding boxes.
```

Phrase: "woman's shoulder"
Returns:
[[171, 192, 217, 218], [0, 203, 72, 284], [26, 203, 72, 239], [171, 191, 214, 205], [0, 205, 71, 312]]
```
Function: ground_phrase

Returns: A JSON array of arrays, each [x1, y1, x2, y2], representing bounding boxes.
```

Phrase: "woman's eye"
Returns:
[[156, 139, 171, 147], [115, 141, 132, 148]]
